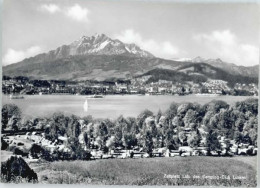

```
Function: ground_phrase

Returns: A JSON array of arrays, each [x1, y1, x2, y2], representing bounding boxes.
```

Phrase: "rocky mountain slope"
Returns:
[[3, 34, 259, 82]]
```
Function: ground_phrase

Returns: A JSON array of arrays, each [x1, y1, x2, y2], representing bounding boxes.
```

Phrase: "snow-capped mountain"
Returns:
[[3, 34, 258, 81], [48, 33, 154, 59]]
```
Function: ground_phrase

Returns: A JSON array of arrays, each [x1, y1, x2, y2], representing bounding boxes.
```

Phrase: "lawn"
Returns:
[[31, 156, 257, 186]]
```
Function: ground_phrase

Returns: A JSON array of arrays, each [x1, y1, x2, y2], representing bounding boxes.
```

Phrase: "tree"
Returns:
[[172, 116, 183, 128], [235, 117, 246, 132], [137, 109, 153, 129], [144, 116, 157, 134], [29, 144, 44, 159], [233, 131, 243, 144], [248, 128, 257, 146], [187, 131, 201, 148], [103, 118, 115, 137], [155, 109, 162, 125], [29, 144, 52, 161], [72, 146, 92, 160], [21, 118, 34, 130], [165, 129, 179, 150], [178, 131, 187, 146], [202, 111, 214, 127], [1, 156, 38, 182], [67, 115, 81, 139], [86, 123, 94, 142], [183, 109, 198, 129], [122, 133, 136, 150], [83, 132, 90, 149], [44, 122, 58, 141], [206, 130, 221, 155], [163, 102, 179, 129], [93, 121, 108, 150], [142, 130, 154, 157], [177, 102, 199, 118], [45, 112, 69, 141], [1, 137, 9, 150], [235, 98, 258, 115], [82, 115, 93, 126], [244, 116, 258, 131], [2, 104, 21, 130], [106, 136, 116, 153], [126, 117, 139, 134], [204, 100, 229, 113], [224, 139, 232, 156]]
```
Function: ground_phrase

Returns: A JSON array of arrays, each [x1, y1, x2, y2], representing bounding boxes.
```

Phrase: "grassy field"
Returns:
[[31, 156, 257, 186]]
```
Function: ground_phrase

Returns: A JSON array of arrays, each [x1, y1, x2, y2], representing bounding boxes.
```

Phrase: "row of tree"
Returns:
[[2, 98, 258, 156]]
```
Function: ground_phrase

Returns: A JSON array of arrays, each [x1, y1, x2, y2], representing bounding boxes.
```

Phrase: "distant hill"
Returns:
[[140, 63, 258, 87], [3, 34, 259, 82], [175, 56, 259, 78]]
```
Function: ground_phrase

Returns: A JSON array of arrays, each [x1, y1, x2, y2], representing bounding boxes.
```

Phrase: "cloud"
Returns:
[[3, 46, 43, 66], [39, 4, 89, 22], [66, 4, 89, 22], [40, 4, 61, 14], [115, 29, 181, 59], [193, 30, 259, 66]]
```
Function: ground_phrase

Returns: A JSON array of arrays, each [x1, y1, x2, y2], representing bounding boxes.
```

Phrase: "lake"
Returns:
[[2, 94, 256, 119]]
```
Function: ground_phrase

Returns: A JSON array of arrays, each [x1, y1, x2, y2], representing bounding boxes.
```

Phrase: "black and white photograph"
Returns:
[[1, 0, 259, 186]]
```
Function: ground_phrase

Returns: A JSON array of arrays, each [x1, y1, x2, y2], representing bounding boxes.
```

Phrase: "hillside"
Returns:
[[2, 34, 259, 82], [140, 63, 258, 86], [175, 56, 259, 78], [3, 55, 189, 81]]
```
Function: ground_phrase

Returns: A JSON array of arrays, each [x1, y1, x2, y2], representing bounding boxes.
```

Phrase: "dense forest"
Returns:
[[2, 98, 258, 160]]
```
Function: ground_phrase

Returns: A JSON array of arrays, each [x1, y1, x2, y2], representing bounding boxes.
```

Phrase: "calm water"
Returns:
[[2, 94, 256, 119]]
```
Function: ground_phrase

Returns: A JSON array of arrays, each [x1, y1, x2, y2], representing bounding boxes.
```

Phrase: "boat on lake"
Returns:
[[84, 99, 88, 112], [87, 94, 104, 98], [195, 93, 220, 97], [9, 94, 24, 99]]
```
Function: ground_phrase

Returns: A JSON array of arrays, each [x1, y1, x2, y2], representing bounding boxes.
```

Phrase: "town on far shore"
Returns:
[[2, 75, 258, 97]]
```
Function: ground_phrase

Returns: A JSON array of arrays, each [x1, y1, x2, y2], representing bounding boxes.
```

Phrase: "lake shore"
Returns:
[[2, 94, 256, 119]]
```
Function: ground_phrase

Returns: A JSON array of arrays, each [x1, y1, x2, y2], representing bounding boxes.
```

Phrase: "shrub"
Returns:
[[1, 137, 9, 150], [13, 148, 28, 157], [29, 144, 53, 161], [1, 156, 38, 182], [246, 148, 254, 156], [8, 146, 29, 157]]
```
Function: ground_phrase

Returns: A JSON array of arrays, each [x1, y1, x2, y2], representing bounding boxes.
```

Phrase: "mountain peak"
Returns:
[[94, 33, 106, 38], [215, 58, 223, 63], [68, 33, 154, 58], [192, 56, 206, 62]]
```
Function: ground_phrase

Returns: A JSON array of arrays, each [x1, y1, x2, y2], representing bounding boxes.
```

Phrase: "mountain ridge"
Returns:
[[174, 56, 259, 78], [6, 33, 154, 68], [3, 34, 259, 82], [140, 63, 258, 87]]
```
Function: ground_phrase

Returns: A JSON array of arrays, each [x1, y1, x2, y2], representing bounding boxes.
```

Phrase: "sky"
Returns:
[[2, 0, 260, 66]]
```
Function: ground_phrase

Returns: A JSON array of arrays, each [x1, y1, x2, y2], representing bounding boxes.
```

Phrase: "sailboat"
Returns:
[[83, 99, 88, 112]]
